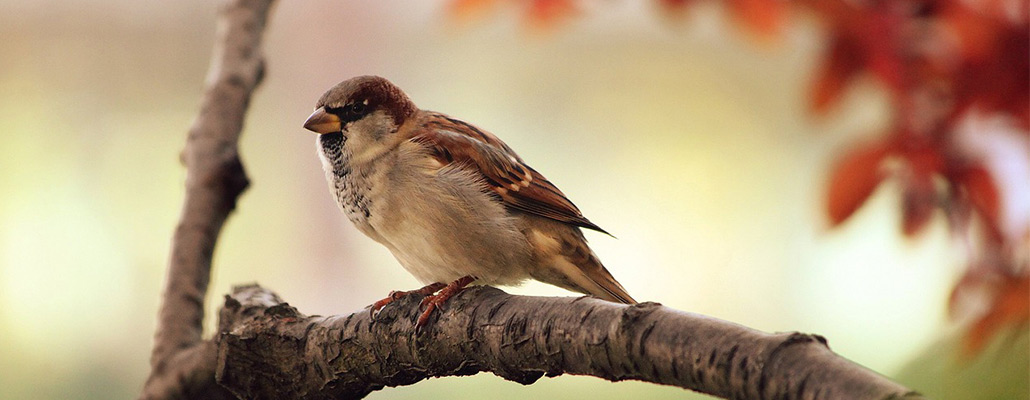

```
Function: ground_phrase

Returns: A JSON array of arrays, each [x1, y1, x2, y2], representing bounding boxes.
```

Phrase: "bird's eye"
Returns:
[[348, 102, 366, 115]]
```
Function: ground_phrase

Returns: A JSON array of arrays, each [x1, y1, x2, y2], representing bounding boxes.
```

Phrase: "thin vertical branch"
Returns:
[[142, 0, 276, 398]]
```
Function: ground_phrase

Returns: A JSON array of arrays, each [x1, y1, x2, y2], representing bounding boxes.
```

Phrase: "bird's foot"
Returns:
[[370, 282, 446, 320], [415, 275, 476, 330]]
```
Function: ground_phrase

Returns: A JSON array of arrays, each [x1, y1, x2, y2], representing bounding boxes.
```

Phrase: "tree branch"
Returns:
[[142, 0, 275, 398], [213, 285, 925, 400]]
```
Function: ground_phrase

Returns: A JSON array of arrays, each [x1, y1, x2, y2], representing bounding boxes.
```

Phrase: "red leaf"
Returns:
[[447, 0, 498, 22], [964, 275, 1030, 357], [860, 7, 905, 94], [826, 141, 892, 225], [810, 35, 864, 114], [524, 0, 579, 32], [728, 0, 785, 40], [948, 20, 1029, 130], [939, 1, 1001, 62], [903, 145, 945, 176], [956, 165, 1003, 241]]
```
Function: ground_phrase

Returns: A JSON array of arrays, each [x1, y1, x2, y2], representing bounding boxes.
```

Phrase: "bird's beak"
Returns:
[[303, 108, 342, 134]]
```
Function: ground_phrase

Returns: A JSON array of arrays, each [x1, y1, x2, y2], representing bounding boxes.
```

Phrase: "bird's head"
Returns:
[[304, 76, 417, 153]]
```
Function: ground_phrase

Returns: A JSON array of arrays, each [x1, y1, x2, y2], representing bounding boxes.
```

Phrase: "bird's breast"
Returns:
[[318, 134, 379, 237], [334, 169, 375, 228], [318, 136, 532, 285]]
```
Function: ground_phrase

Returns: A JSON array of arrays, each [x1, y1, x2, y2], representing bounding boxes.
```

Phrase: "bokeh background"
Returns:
[[1, 1, 1026, 399]]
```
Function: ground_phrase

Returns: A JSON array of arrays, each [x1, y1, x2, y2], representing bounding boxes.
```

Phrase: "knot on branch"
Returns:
[[218, 284, 286, 332], [218, 154, 250, 195]]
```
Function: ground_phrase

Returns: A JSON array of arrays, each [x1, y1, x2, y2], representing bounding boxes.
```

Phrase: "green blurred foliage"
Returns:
[[897, 324, 1029, 400]]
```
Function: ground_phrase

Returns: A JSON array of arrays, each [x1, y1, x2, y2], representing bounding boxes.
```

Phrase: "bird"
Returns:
[[303, 75, 635, 327]]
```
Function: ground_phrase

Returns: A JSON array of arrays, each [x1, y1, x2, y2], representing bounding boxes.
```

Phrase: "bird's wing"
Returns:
[[410, 113, 608, 234]]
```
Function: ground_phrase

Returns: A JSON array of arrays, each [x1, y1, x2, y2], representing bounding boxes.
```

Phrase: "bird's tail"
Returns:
[[525, 223, 636, 304], [552, 240, 636, 304], [576, 253, 636, 304]]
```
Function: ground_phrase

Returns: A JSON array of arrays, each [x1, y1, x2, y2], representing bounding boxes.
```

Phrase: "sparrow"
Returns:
[[303, 75, 635, 327]]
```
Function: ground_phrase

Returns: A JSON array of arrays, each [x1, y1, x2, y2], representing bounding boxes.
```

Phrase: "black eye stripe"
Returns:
[[325, 101, 371, 124]]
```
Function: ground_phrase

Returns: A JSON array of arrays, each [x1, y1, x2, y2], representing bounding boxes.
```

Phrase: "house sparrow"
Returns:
[[304, 76, 635, 326]]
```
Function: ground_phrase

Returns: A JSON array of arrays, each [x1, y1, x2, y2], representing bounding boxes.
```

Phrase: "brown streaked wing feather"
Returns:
[[411, 113, 608, 234]]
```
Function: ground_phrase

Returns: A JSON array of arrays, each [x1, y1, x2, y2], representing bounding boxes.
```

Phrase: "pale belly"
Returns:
[[324, 138, 534, 286], [371, 167, 533, 286]]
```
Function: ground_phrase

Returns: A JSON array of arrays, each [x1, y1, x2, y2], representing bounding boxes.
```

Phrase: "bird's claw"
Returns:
[[414, 298, 441, 330], [412, 275, 475, 332], [369, 283, 447, 322], [368, 277, 473, 330], [368, 294, 399, 321]]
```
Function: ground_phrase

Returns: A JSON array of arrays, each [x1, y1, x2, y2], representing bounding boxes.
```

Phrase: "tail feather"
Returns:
[[523, 221, 636, 304], [545, 232, 636, 304], [576, 254, 636, 304]]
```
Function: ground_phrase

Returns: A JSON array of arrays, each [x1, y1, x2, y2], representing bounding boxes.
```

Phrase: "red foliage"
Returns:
[[939, 3, 1030, 130], [446, 0, 1030, 356], [961, 273, 1030, 356], [449, 0, 579, 32], [524, 0, 579, 32], [809, 34, 865, 114], [826, 140, 892, 225], [727, 0, 785, 39], [952, 164, 1003, 241], [448, 0, 496, 22], [808, 1, 909, 103], [804, 0, 1027, 353]]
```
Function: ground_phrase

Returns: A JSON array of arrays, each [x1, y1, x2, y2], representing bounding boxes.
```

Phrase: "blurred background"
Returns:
[[0, 0, 1026, 399]]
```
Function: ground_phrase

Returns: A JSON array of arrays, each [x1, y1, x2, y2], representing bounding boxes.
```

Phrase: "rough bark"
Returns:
[[213, 284, 924, 400], [141, 0, 274, 398]]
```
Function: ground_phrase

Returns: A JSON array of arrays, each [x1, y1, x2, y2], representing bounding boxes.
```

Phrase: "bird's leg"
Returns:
[[416, 275, 476, 329], [370, 281, 446, 319]]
